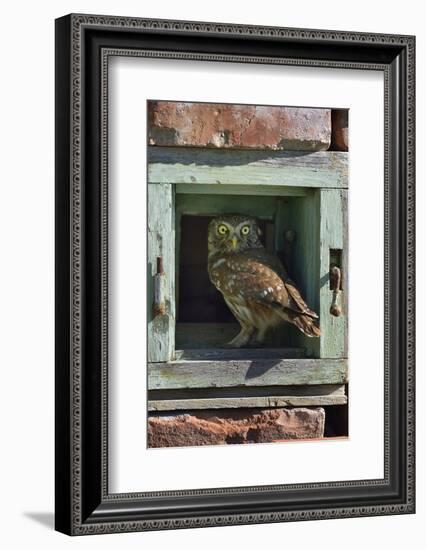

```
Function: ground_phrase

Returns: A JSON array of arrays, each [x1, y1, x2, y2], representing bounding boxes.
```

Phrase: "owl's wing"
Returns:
[[243, 249, 318, 319], [281, 279, 319, 319], [211, 251, 318, 319]]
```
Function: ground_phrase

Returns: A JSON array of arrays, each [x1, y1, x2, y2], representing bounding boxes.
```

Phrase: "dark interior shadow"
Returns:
[[24, 512, 54, 530]]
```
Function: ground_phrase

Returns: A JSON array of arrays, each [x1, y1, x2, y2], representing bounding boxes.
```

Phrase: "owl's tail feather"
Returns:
[[291, 314, 321, 337], [271, 304, 321, 337]]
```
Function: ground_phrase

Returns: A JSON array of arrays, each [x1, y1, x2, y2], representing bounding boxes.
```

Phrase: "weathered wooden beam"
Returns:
[[148, 394, 347, 410], [319, 189, 348, 358], [148, 147, 348, 189], [174, 347, 305, 361], [147, 183, 175, 362], [148, 358, 348, 389], [175, 183, 308, 197], [148, 383, 347, 410]]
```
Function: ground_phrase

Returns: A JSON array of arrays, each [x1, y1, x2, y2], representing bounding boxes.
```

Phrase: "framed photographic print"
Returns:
[[55, 14, 415, 535]]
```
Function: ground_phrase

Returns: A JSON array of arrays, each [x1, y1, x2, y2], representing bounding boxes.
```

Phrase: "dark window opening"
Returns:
[[177, 215, 269, 323], [174, 191, 320, 356]]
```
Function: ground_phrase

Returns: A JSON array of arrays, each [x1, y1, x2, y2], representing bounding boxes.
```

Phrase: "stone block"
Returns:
[[148, 407, 325, 448], [148, 101, 331, 151]]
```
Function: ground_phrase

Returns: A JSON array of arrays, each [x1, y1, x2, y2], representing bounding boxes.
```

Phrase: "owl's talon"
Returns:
[[250, 328, 267, 347], [222, 340, 264, 349], [221, 342, 241, 349], [222, 327, 253, 348]]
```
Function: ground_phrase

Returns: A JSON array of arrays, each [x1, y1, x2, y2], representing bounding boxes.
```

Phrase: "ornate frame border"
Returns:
[[55, 14, 415, 535]]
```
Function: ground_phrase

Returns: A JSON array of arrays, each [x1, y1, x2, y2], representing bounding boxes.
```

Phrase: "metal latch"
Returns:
[[329, 265, 342, 317], [153, 257, 167, 318]]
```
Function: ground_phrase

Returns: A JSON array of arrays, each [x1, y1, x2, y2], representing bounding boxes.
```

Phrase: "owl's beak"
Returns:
[[230, 236, 238, 250]]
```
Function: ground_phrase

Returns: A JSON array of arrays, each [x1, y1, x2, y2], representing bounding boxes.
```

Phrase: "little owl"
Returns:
[[208, 214, 320, 348]]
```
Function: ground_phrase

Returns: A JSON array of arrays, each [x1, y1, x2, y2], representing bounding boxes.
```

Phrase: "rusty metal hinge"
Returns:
[[329, 265, 342, 317], [153, 257, 167, 318]]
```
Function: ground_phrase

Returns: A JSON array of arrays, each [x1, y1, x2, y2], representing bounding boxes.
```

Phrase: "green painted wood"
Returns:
[[148, 147, 348, 189], [286, 191, 321, 357], [148, 358, 348, 389], [147, 183, 175, 362], [175, 193, 278, 219], [319, 189, 347, 358], [276, 189, 347, 359], [260, 191, 321, 355], [342, 189, 349, 356], [174, 208, 182, 324], [175, 183, 307, 197]]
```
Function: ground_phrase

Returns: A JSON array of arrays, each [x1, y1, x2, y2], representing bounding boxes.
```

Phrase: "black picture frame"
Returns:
[[55, 14, 415, 535]]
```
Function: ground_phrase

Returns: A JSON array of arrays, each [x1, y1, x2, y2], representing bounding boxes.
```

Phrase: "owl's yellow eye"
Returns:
[[218, 224, 228, 235], [241, 225, 250, 236]]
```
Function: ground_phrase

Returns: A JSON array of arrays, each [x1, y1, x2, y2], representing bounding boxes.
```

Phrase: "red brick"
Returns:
[[148, 407, 325, 448], [148, 101, 331, 151]]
